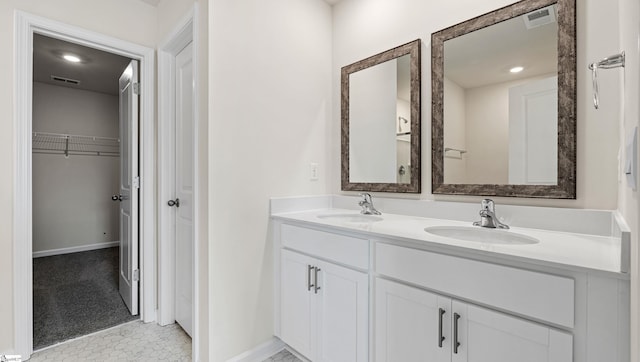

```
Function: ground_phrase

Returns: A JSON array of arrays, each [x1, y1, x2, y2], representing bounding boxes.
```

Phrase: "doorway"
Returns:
[[31, 34, 139, 349], [14, 12, 156, 360]]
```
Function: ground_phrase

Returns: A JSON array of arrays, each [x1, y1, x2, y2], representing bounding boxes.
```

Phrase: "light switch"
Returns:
[[309, 163, 319, 181], [625, 126, 637, 191]]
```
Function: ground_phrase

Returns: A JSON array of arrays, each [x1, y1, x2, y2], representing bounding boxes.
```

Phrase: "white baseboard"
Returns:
[[226, 337, 285, 362], [32, 241, 119, 258]]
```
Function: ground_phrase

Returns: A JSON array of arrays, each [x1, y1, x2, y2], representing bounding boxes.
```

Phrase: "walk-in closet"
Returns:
[[31, 33, 136, 349]]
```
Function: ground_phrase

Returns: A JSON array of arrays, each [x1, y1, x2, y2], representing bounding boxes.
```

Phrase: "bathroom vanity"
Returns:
[[271, 196, 630, 362]]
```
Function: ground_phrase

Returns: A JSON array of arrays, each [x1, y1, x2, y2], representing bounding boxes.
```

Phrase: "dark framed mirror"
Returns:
[[431, 0, 576, 198], [341, 39, 421, 193]]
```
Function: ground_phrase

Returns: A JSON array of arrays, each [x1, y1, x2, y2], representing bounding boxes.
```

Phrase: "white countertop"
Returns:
[[272, 208, 626, 278]]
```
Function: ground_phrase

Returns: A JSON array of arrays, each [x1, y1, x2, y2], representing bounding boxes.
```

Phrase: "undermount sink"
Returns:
[[424, 226, 539, 245], [317, 213, 383, 223]]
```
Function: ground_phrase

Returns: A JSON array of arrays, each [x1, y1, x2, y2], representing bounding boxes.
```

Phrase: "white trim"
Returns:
[[14, 11, 156, 360], [192, 7, 202, 359], [157, 5, 201, 361], [13, 11, 34, 359], [32, 241, 120, 258], [226, 338, 286, 362]]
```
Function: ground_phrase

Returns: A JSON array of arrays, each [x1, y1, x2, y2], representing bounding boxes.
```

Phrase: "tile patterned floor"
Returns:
[[29, 321, 191, 362], [262, 349, 302, 362], [28, 319, 303, 362]]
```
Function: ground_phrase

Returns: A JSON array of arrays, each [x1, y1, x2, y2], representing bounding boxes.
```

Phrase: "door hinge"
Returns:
[[133, 176, 140, 189], [133, 269, 140, 282], [133, 82, 140, 95]]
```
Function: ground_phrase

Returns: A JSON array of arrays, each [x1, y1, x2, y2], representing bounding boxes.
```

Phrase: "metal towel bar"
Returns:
[[589, 51, 625, 110]]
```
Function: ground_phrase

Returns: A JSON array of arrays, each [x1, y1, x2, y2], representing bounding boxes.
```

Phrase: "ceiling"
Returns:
[[33, 34, 131, 96], [444, 10, 558, 89]]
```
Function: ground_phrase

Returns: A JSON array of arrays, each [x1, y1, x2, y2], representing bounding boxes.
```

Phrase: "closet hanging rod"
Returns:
[[32, 131, 119, 142], [32, 149, 120, 157], [588, 51, 625, 110], [32, 132, 120, 158]]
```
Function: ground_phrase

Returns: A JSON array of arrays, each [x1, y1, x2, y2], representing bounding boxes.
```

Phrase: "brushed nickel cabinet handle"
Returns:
[[438, 308, 446, 348], [453, 313, 461, 354], [314, 267, 321, 294], [307, 265, 314, 291]]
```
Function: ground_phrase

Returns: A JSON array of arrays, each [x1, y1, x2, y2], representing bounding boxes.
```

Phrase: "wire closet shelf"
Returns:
[[32, 132, 120, 157]]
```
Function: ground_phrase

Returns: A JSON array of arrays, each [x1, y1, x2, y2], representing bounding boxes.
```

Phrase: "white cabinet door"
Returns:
[[375, 278, 452, 362], [316, 259, 368, 362], [280, 249, 369, 362], [451, 301, 573, 362], [281, 250, 316, 358]]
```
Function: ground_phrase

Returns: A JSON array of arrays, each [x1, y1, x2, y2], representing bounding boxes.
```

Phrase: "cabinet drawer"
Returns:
[[281, 224, 369, 270], [376, 243, 574, 328]]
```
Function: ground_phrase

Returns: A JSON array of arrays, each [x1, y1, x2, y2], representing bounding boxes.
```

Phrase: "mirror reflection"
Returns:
[[443, 5, 559, 185], [349, 54, 412, 184]]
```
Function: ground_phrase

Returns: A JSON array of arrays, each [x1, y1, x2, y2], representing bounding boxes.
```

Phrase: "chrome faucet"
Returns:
[[358, 193, 381, 215], [473, 199, 509, 229]]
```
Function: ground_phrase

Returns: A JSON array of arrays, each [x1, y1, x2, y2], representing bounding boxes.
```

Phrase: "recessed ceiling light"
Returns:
[[63, 54, 81, 63], [510, 66, 524, 73]]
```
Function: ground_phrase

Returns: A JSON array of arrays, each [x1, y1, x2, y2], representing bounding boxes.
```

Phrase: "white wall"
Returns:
[[618, 0, 639, 360], [208, 0, 332, 360], [464, 80, 511, 184], [0, 0, 159, 353], [32, 82, 119, 253], [332, 0, 620, 210]]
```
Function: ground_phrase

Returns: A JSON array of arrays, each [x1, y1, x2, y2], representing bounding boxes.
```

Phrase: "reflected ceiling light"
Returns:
[[63, 54, 81, 63], [510, 66, 524, 73]]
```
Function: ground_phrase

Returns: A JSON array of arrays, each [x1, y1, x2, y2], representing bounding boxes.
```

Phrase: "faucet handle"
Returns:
[[360, 193, 373, 203], [480, 198, 495, 211]]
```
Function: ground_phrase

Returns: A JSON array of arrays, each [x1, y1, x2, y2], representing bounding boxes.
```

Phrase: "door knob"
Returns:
[[111, 194, 123, 201], [167, 198, 180, 207]]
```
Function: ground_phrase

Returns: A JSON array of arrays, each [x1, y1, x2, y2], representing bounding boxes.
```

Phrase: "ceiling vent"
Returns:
[[50, 75, 81, 86], [523, 5, 557, 29]]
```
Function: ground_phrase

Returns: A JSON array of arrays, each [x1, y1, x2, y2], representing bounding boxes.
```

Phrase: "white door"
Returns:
[[118, 60, 140, 315], [280, 249, 315, 358], [173, 42, 195, 337], [375, 278, 451, 362], [316, 259, 368, 362], [451, 301, 573, 362], [508, 76, 558, 185]]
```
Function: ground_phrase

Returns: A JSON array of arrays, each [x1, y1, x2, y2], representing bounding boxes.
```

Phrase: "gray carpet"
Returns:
[[33, 247, 137, 350]]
